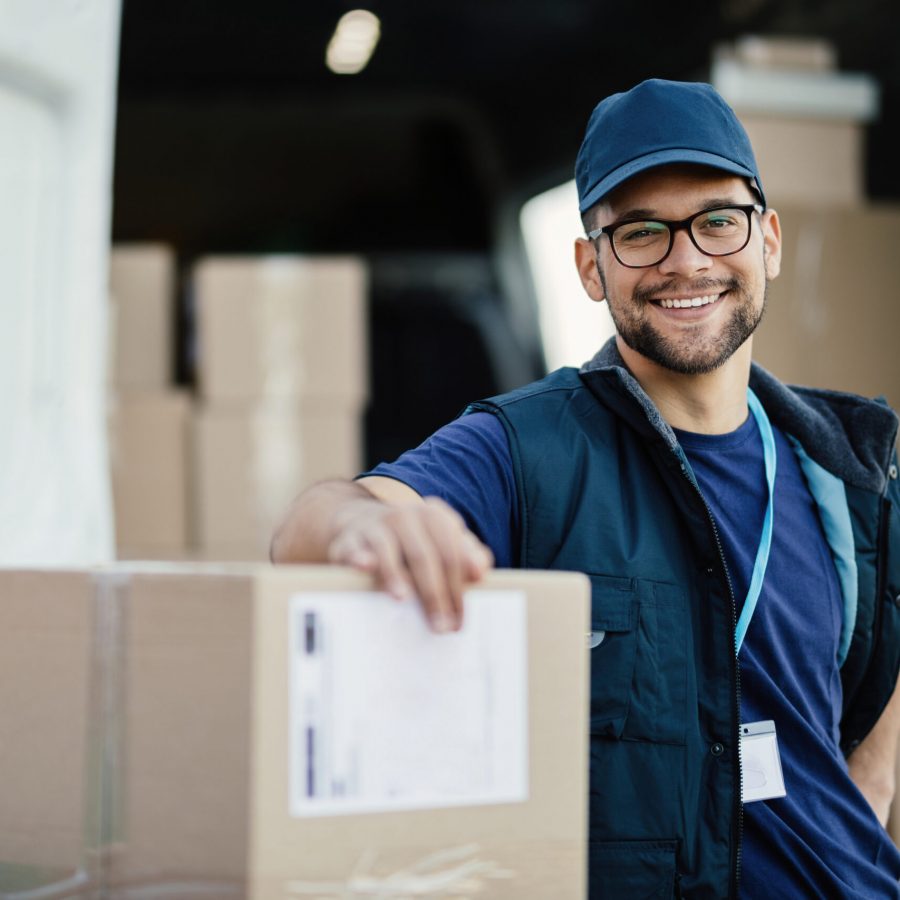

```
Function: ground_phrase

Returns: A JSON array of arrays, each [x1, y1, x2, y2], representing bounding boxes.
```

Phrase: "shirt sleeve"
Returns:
[[359, 412, 519, 567]]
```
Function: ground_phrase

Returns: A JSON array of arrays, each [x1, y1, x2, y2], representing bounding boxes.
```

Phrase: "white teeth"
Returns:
[[658, 293, 721, 309]]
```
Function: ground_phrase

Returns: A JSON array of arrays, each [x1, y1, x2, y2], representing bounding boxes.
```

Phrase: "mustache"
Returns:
[[633, 276, 741, 303]]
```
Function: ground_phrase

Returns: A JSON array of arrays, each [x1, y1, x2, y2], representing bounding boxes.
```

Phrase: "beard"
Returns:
[[600, 269, 767, 376]]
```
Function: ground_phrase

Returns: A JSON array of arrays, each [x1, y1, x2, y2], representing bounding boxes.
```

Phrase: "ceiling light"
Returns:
[[326, 10, 381, 75]]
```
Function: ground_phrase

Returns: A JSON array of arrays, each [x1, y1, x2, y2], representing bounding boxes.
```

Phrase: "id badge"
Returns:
[[740, 720, 787, 803]]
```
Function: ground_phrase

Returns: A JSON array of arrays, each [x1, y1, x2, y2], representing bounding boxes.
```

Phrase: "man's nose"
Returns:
[[658, 227, 712, 278]]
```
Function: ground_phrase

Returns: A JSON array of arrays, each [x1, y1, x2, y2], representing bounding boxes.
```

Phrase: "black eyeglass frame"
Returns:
[[586, 203, 765, 269]]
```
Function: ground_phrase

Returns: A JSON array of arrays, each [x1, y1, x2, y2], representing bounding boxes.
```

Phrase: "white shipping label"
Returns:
[[288, 590, 529, 817]]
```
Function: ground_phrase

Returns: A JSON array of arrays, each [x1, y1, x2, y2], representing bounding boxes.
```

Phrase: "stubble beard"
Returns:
[[599, 265, 768, 376]]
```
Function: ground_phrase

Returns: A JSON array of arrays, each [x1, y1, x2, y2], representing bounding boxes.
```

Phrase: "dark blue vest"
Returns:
[[468, 351, 900, 900]]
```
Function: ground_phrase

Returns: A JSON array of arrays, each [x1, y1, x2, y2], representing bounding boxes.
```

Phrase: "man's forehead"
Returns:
[[599, 164, 757, 218]]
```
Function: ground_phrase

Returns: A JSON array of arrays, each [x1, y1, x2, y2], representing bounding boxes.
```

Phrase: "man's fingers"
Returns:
[[419, 501, 470, 625], [462, 530, 494, 580], [391, 512, 458, 632], [327, 498, 494, 634], [361, 523, 414, 600], [329, 522, 411, 599]]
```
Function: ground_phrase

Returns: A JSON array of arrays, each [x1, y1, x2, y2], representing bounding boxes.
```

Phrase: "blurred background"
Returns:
[[3, 0, 900, 564]]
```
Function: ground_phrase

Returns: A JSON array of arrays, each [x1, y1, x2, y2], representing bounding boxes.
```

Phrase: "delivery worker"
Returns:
[[272, 79, 900, 898]]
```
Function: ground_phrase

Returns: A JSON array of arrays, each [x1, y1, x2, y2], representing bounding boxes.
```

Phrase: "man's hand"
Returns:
[[270, 478, 493, 632]]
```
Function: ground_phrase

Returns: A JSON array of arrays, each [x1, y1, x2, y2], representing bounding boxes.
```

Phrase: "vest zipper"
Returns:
[[678, 459, 744, 899]]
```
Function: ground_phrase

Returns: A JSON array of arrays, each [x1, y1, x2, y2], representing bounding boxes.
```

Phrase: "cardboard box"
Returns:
[[109, 244, 175, 391], [727, 36, 837, 73], [0, 565, 588, 897], [739, 114, 864, 208], [101, 565, 587, 896], [193, 256, 368, 404], [754, 204, 900, 409], [0, 570, 100, 895], [109, 390, 192, 557], [192, 403, 363, 560]]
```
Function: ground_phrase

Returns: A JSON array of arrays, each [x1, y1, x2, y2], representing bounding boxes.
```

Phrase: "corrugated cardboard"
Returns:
[[0, 565, 589, 897], [109, 390, 192, 557], [740, 115, 863, 208], [0, 570, 99, 894], [248, 567, 590, 900], [192, 403, 362, 560], [754, 204, 900, 409], [193, 255, 368, 404], [107, 567, 254, 894], [100, 565, 588, 897], [109, 244, 175, 391]]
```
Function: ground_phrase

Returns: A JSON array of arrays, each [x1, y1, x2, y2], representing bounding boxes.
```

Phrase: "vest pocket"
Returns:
[[588, 838, 678, 899], [589, 575, 688, 745], [589, 576, 638, 738]]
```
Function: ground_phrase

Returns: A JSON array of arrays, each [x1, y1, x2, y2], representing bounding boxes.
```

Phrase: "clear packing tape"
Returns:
[[285, 844, 515, 898]]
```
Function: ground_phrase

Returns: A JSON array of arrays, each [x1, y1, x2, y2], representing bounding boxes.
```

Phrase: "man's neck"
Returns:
[[616, 336, 753, 435]]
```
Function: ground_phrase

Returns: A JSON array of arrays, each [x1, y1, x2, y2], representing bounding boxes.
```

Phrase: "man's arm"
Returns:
[[847, 680, 900, 826], [270, 477, 493, 632]]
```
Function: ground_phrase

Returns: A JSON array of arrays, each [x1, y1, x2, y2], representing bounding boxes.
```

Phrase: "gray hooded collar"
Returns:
[[580, 337, 898, 494]]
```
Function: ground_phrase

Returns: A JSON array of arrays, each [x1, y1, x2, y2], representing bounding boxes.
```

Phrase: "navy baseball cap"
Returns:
[[575, 79, 765, 213]]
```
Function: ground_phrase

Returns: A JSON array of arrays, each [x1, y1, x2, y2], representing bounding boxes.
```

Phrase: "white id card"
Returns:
[[740, 720, 787, 803]]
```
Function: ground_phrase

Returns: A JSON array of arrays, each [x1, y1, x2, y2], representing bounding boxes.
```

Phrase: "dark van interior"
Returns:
[[111, 0, 900, 467]]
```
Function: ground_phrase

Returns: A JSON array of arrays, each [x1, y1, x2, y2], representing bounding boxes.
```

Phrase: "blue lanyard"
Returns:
[[734, 388, 777, 654]]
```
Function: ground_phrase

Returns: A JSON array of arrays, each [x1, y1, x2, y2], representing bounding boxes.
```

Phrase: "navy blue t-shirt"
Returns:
[[366, 411, 900, 897]]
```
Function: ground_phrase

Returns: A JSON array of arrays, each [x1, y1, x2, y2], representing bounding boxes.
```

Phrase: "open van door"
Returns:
[[0, 0, 121, 564]]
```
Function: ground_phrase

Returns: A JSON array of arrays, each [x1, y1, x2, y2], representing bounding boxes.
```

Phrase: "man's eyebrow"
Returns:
[[612, 198, 749, 220]]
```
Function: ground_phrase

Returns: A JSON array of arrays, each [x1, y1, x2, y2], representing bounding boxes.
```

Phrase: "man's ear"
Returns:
[[574, 238, 606, 303], [762, 208, 782, 281]]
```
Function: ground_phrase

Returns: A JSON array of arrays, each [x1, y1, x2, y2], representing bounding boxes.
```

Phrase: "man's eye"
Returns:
[[617, 223, 667, 243], [700, 214, 739, 231]]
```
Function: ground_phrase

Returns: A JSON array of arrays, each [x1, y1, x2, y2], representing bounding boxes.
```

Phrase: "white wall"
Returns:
[[0, 0, 121, 564]]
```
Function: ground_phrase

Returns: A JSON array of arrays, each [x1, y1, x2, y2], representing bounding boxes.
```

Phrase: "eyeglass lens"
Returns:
[[612, 207, 751, 267]]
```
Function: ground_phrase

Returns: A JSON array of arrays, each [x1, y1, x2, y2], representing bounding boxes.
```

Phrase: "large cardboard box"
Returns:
[[0, 565, 583, 897], [109, 244, 175, 391], [193, 256, 368, 404], [0, 566, 589, 897], [739, 115, 864, 208], [109, 390, 192, 558], [754, 204, 900, 409], [192, 403, 363, 561], [0, 570, 100, 896], [110, 566, 588, 897]]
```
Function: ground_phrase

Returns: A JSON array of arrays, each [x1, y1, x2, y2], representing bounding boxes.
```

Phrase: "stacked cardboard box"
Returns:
[[192, 256, 368, 561], [712, 39, 879, 209], [710, 40, 900, 410], [0, 565, 590, 898], [108, 244, 191, 559], [754, 204, 900, 409], [109, 244, 175, 392]]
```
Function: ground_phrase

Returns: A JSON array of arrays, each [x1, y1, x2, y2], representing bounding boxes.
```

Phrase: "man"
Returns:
[[272, 79, 900, 898]]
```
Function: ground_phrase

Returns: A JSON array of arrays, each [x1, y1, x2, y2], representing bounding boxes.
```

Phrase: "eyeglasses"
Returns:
[[587, 203, 764, 268]]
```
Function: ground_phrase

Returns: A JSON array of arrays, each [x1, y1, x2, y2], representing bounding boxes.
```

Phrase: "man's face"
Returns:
[[575, 164, 781, 375]]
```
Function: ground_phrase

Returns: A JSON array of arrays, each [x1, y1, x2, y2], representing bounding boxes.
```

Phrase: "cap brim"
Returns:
[[578, 148, 760, 212]]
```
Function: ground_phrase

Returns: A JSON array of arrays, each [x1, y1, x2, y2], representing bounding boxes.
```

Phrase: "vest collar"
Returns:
[[579, 337, 898, 494]]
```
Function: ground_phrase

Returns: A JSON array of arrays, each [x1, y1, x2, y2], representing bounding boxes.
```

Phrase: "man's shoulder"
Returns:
[[471, 366, 586, 411]]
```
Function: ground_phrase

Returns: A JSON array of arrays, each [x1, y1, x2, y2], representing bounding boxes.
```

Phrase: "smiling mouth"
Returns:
[[652, 292, 725, 310]]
